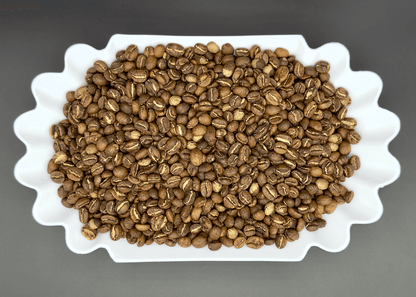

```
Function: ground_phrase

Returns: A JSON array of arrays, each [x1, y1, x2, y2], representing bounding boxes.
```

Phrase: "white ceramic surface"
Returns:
[[14, 35, 400, 262]]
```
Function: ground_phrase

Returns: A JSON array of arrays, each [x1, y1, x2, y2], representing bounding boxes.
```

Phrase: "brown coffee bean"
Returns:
[[47, 159, 59, 174], [200, 180, 213, 198], [97, 223, 111, 234], [81, 225, 98, 240], [347, 131, 361, 144], [206, 42, 220, 54], [238, 190, 252, 205], [349, 155, 361, 170], [166, 43, 185, 57], [339, 141, 351, 155], [113, 166, 128, 178], [192, 235, 208, 248], [110, 225, 123, 241], [345, 191, 354, 203], [219, 236, 234, 247], [231, 237, 245, 249], [190, 148, 204, 166], [315, 61, 330, 73], [52, 151, 68, 164], [316, 195, 332, 206], [223, 194, 239, 209], [273, 234, 286, 250], [275, 48, 289, 58], [67, 167, 84, 182], [285, 229, 299, 242], [208, 242, 222, 251], [262, 184, 278, 200], [116, 201, 130, 215], [178, 237, 192, 248], [316, 178, 329, 190], [246, 236, 264, 249], [306, 221, 320, 232], [50, 171, 65, 183], [94, 60, 108, 73], [102, 215, 119, 225]]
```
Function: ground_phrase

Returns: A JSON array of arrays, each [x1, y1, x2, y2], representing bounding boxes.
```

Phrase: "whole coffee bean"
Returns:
[[234, 237, 246, 249], [178, 237, 192, 248], [285, 229, 299, 242], [50, 171, 65, 183], [207, 42, 220, 54], [349, 155, 361, 170], [246, 236, 264, 249], [316, 178, 329, 190], [110, 225, 123, 241], [345, 191, 354, 203], [316, 195, 332, 206], [262, 184, 278, 200], [306, 221, 320, 232], [238, 190, 252, 205], [275, 48, 289, 58], [347, 131, 361, 144], [190, 148, 204, 166], [223, 194, 239, 209], [200, 180, 213, 197], [192, 236, 208, 248], [67, 167, 84, 182], [97, 223, 111, 234], [52, 151, 68, 164], [220, 236, 234, 247], [315, 61, 330, 73], [166, 43, 185, 57], [81, 225, 97, 240], [208, 242, 222, 251], [113, 166, 128, 178], [101, 215, 119, 225], [116, 201, 130, 215], [89, 218, 102, 230], [93, 60, 108, 73], [339, 141, 351, 155]]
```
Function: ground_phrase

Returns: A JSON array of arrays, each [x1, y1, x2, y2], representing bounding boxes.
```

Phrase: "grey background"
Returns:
[[1, 0, 414, 296]]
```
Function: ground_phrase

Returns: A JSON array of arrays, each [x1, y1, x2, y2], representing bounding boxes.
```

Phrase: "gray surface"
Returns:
[[1, 0, 414, 296]]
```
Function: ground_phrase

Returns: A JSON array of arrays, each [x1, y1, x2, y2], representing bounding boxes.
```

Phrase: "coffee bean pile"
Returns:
[[48, 42, 361, 250]]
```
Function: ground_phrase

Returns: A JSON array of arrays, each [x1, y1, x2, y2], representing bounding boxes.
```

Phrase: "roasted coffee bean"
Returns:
[[50, 42, 360, 251], [192, 236, 208, 248], [200, 180, 213, 198], [246, 236, 264, 249], [305, 221, 320, 232], [166, 43, 185, 57], [262, 184, 278, 201], [223, 194, 239, 209], [110, 225, 123, 241], [275, 234, 287, 249], [67, 167, 84, 182], [101, 215, 119, 225], [315, 61, 330, 73], [81, 225, 97, 240], [50, 171, 65, 183], [285, 229, 299, 242], [233, 237, 246, 249]]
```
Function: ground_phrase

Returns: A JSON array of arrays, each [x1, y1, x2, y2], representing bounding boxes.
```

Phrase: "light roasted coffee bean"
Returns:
[[81, 225, 97, 240], [246, 236, 264, 249], [275, 234, 287, 249]]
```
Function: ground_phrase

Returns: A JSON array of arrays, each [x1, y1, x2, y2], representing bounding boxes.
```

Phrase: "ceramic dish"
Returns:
[[14, 35, 400, 262]]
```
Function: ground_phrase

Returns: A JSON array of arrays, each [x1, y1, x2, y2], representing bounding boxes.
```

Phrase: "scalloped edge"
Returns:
[[14, 35, 401, 262]]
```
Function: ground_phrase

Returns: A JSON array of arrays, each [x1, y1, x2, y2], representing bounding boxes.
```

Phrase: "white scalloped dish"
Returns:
[[14, 35, 400, 262]]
